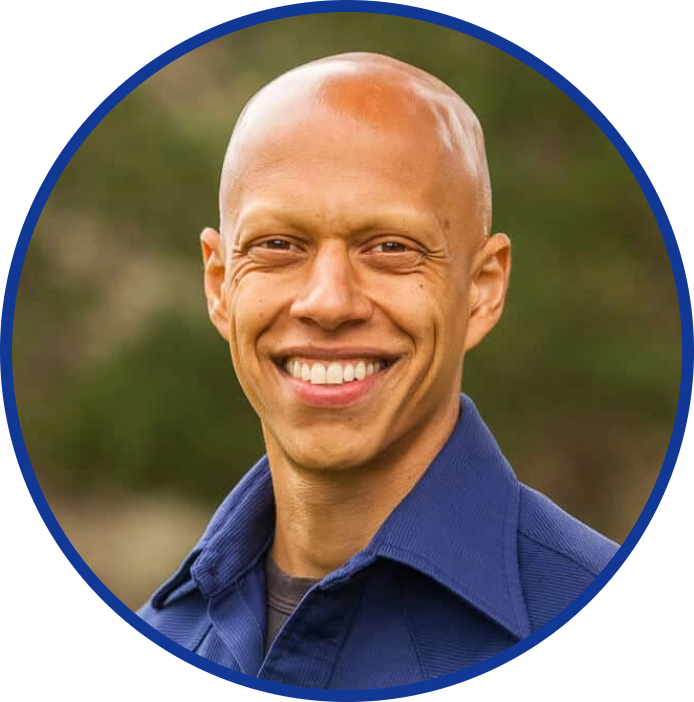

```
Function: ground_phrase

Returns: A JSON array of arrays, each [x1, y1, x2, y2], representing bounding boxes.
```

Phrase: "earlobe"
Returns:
[[200, 227, 230, 341], [464, 233, 511, 352]]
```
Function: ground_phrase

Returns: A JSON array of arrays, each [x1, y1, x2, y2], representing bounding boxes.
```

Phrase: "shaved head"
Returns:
[[220, 52, 492, 242]]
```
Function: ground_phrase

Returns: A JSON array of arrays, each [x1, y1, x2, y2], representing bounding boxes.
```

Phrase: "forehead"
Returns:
[[220, 61, 481, 239]]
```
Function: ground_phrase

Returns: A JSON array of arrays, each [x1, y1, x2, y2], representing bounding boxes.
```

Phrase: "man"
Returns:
[[139, 53, 618, 689]]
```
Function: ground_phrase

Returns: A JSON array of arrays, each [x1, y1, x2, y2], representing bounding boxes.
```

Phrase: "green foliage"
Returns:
[[45, 311, 263, 500], [44, 91, 220, 257]]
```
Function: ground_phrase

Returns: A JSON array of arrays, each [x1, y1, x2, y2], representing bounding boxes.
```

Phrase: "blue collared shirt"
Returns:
[[139, 395, 618, 689]]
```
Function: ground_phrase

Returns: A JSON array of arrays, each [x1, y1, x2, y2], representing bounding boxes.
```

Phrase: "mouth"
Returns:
[[279, 356, 394, 385], [271, 350, 399, 407]]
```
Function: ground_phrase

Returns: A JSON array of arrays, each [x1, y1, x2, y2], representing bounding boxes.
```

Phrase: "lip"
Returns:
[[271, 348, 399, 408], [272, 346, 400, 365]]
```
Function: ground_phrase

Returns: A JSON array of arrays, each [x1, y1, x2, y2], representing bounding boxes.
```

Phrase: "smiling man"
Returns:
[[139, 53, 618, 689]]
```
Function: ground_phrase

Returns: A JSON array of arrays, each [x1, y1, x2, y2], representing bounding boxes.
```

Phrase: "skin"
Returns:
[[201, 53, 511, 578]]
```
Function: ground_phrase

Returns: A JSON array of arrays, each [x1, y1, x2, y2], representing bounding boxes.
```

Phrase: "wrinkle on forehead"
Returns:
[[221, 53, 492, 237]]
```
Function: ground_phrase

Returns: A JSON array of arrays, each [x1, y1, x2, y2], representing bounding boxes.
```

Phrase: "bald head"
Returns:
[[220, 53, 492, 241]]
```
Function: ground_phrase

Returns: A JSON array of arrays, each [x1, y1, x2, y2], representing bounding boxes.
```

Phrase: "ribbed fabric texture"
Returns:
[[138, 395, 619, 689]]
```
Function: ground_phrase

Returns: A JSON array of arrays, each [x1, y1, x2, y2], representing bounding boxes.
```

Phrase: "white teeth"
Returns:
[[326, 363, 343, 384], [284, 358, 386, 384], [310, 363, 327, 384]]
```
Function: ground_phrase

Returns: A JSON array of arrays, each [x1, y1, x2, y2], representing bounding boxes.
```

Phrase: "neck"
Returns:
[[266, 396, 460, 579]]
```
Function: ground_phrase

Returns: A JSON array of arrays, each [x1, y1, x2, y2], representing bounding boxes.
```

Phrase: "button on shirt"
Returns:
[[139, 395, 619, 689]]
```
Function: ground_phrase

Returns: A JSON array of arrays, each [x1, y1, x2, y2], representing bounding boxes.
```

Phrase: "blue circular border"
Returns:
[[2, 2, 692, 700]]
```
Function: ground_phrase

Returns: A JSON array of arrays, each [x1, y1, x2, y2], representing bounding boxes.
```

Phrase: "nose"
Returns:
[[290, 242, 373, 330]]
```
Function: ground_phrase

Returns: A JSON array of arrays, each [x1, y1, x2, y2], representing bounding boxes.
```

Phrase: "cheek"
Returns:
[[373, 276, 450, 341], [227, 276, 289, 350], [230, 300, 262, 344]]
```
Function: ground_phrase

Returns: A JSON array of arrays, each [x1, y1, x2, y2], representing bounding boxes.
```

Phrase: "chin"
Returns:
[[292, 447, 374, 472], [283, 433, 382, 472]]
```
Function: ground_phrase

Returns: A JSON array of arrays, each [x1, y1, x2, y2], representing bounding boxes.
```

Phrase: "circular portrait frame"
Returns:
[[2, 1, 692, 700]]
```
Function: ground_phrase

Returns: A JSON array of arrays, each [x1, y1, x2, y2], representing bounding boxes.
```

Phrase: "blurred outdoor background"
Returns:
[[12, 13, 681, 610]]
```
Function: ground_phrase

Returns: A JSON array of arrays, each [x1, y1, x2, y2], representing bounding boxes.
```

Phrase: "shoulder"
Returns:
[[517, 485, 620, 630]]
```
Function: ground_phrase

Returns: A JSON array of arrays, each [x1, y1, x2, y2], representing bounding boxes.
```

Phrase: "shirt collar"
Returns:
[[366, 394, 531, 638], [186, 394, 530, 639]]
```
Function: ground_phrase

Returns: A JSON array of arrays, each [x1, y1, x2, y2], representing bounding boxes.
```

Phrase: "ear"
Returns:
[[464, 233, 511, 352], [200, 227, 230, 341]]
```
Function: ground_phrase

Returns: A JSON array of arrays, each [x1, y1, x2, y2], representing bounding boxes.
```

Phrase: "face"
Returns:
[[202, 71, 510, 474]]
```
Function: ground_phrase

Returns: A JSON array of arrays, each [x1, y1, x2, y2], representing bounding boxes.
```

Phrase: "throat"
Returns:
[[268, 458, 420, 579]]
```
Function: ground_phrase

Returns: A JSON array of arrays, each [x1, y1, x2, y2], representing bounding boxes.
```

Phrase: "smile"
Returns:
[[283, 358, 385, 385]]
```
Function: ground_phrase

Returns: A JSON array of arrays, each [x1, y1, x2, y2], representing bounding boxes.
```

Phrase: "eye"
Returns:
[[258, 238, 299, 251], [247, 237, 303, 255], [371, 241, 412, 253], [363, 238, 424, 271], [243, 236, 305, 266]]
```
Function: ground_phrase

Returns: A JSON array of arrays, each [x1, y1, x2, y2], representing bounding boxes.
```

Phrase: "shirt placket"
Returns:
[[258, 579, 365, 688]]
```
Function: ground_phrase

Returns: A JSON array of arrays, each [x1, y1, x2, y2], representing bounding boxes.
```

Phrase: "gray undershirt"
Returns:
[[264, 555, 318, 654]]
